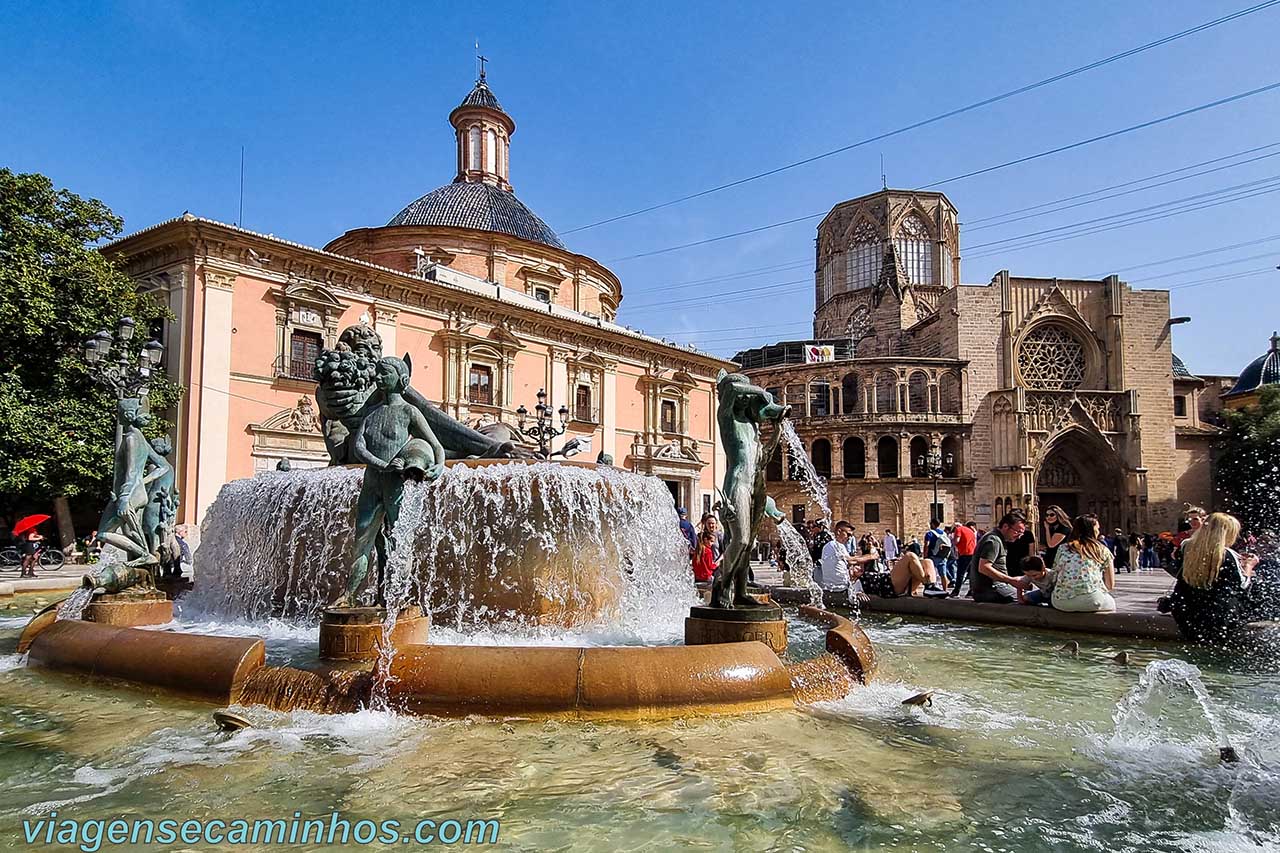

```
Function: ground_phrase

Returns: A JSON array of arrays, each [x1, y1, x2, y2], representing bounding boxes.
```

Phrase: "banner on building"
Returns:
[[804, 344, 835, 364]]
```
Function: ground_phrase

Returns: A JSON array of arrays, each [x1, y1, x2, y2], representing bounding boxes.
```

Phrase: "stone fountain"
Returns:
[[19, 324, 876, 719]]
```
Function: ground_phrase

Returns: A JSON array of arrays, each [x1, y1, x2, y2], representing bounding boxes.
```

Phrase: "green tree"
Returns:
[[1213, 385, 1280, 537], [0, 168, 181, 523]]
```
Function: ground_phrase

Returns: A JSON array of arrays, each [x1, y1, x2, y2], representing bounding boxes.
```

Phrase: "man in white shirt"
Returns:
[[882, 529, 900, 562], [821, 521, 878, 589]]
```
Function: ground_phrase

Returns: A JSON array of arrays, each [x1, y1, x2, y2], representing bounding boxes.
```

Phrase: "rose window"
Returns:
[[1017, 324, 1086, 390]]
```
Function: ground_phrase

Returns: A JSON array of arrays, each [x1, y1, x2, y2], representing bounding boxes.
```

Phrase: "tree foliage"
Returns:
[[1214, 385, 1280, 538], [0, 168, 181, 516]]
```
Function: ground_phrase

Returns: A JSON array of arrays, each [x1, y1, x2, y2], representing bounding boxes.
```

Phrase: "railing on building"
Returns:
[[273, 355, 318, 382], [789, 410, 966, 426]]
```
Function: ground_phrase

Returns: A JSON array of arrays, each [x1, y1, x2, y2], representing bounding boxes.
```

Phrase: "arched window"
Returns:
[[908, 372, 929, 413], [496, 132, 505, 177], [810, 382, 830, 417], [1017, 323, 1087, 390], [841, 373, 859, 414], [909, 436, 930, 478], [845, 219, 881, 291], [894, 213, 934, 286], [939, 373, 961, 414], [504, 139, 510, 176], [875, 373, 896, 413], [877, 435, 899, 478], [811, 439, 831, 479], [765, 444, 783, 482], [468, 126, 481, 171], [941, 436, 960, 477], [843, 437, 865, 478], [821, 263, 833, 304], [485, 129, 496, 174]]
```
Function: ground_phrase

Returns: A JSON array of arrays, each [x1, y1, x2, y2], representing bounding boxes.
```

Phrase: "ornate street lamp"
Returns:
[[515, 388, 572, 460], [916, 439, 955, 523], [83, 316, 165, 446]]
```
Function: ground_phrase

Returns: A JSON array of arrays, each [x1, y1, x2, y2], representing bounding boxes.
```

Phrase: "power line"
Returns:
[[964, 180, 1280, 259], [1129, 251, 1280, 283], [962, 173, 1280, 253], [561, 1, 1280, 236], [1083, 233, 1280, 277], [608, 80, 1280, 263], [963, 145, 1280, 232], [1168, 266, 1278, 290], [621, 277, 813, 311]]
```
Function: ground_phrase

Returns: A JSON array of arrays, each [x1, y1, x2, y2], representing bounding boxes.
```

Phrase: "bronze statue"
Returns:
[[143, 435, 181, 577], [711, 370, 789, 608], [96, 399, 156, 567], [335, 355, 444, 607], [315, 324, 519, 465]]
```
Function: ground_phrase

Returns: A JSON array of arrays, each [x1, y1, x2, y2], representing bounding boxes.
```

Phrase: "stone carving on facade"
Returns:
[[1039, 456, 1081, 489]]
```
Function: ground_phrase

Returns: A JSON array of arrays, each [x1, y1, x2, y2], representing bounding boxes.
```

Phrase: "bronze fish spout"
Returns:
[[901, 691, 934, 708]]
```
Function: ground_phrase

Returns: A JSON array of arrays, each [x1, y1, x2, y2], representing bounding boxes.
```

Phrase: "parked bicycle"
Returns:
[[0, 543, 64, 571]]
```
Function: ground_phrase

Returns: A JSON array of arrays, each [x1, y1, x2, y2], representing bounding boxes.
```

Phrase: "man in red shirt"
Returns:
[[949, 520, 978, 598]]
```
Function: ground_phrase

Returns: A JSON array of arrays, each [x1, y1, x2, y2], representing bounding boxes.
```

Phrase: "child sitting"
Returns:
[[692, 530, 718, 583], [1017, 555, 1055, 606]]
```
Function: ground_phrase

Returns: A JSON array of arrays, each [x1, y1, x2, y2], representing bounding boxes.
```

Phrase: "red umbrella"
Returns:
[[12, 514, 51, 537]]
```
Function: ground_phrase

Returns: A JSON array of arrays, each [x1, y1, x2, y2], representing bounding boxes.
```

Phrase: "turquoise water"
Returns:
[[0, 595, 1276, 852]]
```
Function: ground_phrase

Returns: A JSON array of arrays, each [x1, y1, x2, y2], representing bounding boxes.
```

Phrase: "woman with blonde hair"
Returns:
[[1050, 515, 1116, 613], [1170, 512, 1263, 645]]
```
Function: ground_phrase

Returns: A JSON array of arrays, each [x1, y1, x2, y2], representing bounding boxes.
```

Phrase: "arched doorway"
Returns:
[[1035, 429, 1126, 532]]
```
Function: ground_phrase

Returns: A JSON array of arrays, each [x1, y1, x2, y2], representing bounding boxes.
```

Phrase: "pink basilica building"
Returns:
[[106, 71, 732, 526]]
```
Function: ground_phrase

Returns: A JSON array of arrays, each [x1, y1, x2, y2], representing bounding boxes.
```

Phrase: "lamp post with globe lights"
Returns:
[[83, 317, 165, 446], [916, 439, 954, 524], [515, 389, 573, 460]]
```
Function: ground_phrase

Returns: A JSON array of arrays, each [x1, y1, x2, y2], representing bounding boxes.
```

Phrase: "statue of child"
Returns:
[[337, 355, 445, 607]]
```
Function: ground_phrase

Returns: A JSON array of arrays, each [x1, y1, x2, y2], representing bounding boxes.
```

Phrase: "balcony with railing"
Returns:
[[273, 355, 318, 382]]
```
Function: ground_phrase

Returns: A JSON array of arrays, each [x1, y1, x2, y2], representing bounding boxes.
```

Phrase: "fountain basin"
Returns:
[[25, 620, 265, 704], [386, 641, 796, 720]]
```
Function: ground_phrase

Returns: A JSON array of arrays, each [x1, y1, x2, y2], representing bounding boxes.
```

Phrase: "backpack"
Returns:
[[928, 529, 952, 559]]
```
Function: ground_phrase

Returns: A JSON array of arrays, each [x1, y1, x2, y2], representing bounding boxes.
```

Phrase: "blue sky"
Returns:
[[4, 0, 1278, 374]]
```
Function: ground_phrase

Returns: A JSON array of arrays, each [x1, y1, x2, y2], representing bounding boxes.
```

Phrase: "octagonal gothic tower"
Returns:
[[812, 190, 960, 354]]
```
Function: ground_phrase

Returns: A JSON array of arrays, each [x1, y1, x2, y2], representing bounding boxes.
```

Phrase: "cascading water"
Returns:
[[55, 586, 94, 622], [779, 420, 831, 522], [184, 461, 697, 641], [775, 519, 824, 606]]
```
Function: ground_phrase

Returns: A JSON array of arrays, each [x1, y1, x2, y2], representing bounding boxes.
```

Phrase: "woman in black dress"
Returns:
[[1041, 505, 1071, 571], [1170, 512, 1275, 647]]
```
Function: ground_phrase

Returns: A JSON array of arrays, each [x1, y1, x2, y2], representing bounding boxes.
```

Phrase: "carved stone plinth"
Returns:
[[84, 590, 174, 627], [685, 604, 787, 654], [319, 605, 429, 662]]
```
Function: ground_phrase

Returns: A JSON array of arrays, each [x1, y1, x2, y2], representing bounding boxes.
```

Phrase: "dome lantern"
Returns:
[[449, 62, 515, 191]]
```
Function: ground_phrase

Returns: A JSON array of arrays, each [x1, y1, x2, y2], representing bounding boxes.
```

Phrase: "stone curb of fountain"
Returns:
[[768, 584, 1183, 640], [0, 576, 85, 597]]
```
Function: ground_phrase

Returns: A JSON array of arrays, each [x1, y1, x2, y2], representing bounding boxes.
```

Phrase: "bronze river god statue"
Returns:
[[315, 324, 518, 465]]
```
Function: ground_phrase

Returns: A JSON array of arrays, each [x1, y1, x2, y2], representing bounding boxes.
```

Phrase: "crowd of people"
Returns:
[[679, 500, 1275, 648]]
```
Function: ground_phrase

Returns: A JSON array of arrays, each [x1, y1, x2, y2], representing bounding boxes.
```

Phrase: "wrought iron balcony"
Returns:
[[273, 355, 317, 382]]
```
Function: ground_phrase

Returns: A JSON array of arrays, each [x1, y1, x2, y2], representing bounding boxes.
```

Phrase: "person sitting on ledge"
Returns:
[[858, 548, 948, 599], [971, 510, 1028, 604], [1050, 515, 1117, 613], [820, 520, 879, 590], [1017, 555, 1054, 606], [1170, 512, 1277, 646]]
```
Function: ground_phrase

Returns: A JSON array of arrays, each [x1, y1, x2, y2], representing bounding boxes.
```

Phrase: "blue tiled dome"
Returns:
[[386, 181, 565, 250], [1226, 332, 1280, 396]]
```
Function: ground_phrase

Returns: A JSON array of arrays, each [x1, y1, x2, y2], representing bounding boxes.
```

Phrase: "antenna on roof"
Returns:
[[880, 153, 887, 190]]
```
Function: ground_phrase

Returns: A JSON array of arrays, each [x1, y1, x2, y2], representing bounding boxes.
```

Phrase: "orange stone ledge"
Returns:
[[25, 620, 266, 704]]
